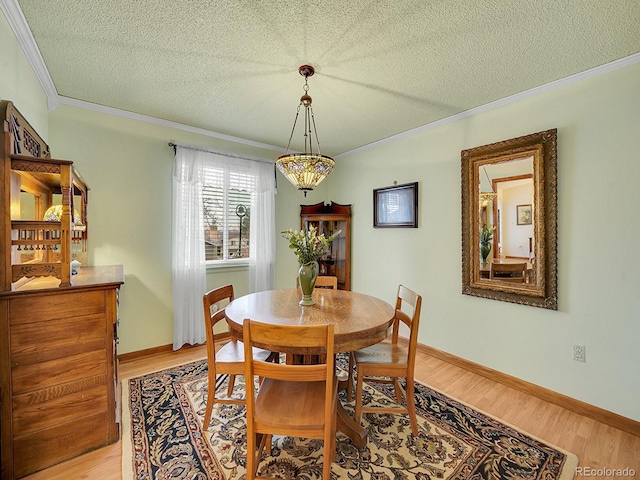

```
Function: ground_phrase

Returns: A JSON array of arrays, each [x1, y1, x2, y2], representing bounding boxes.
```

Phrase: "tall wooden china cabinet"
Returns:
[[0, 101, 124, 479], [300, 202, 351, 290]]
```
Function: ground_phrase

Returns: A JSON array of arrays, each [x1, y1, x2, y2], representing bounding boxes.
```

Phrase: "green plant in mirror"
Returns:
[[480, 224, 495, 264]]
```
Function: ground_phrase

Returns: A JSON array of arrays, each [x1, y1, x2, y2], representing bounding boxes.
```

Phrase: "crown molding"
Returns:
[[337, 52, 640, 158], [1, 0, 59, 111], [59, 97, 284, 153]]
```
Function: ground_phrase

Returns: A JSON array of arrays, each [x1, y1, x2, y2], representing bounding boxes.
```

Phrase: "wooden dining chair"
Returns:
[[348, 284, 422, 436], [295, 275, 338, 289], [202, 285, 275, 430], [243, 319, 337, 480], [489, 262, 527, 283]]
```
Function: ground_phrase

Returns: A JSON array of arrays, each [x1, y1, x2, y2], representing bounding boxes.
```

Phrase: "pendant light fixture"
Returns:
[[276, 65, 335, 196], [479, 166, 497, 208]]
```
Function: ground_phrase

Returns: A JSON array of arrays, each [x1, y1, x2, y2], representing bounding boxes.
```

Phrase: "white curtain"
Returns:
[[249, 160, 276, 293], [172, 146, 275, 350], [172, 147, 208, 350]]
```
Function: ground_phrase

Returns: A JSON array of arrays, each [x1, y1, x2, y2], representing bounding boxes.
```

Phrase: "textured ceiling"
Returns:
[[15, 0, 640, 156]]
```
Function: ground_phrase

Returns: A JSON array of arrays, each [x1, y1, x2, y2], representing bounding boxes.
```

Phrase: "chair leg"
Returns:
[[323, 448, 332, 479], [392, 378, 403, 403], [323, 408, 336, 479], [354, 370, 365, 424], [256, 433, 268, 476], [247, 432, 267, 480], [264, 434, 273, 455], [346, 352, 355, 402], [330, 399, 338, 461], [405, 377, 419, 436], [322, 431, 332, 477], [226, 374, 236, 397], [266, 351, 280, 363], [203, 372, 216, 430], [246, 430, 256, 479]]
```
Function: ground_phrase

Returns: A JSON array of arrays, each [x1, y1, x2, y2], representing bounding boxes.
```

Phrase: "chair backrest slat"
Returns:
[[203, 284, 235, 365], [204, 284, 234, 331], [243, 319, 335, 384], [253, 362, 328, 381], [391, 285, 421, 344], [245, 321, 332, 349], [390, 285, 422, 372], [489, 262, 527, 282], [295, 275, 338, 290]]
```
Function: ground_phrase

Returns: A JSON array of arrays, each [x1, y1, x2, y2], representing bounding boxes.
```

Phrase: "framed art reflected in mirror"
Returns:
[[517, 204, 533, 225], [461, 129, 558, 309]]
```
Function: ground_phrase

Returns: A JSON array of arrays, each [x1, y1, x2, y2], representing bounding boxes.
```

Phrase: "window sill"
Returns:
[[206, 260, 249, 271]]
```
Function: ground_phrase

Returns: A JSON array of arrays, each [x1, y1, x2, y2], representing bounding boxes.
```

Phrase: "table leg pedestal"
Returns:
[[337, 403, 367, 449], [336, 373, 367, 449]]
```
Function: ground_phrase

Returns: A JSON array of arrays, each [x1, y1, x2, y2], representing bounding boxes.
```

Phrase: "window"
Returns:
[[202, 168, 254, 262]]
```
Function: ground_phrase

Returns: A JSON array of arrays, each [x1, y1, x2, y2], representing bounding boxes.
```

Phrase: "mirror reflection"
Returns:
[[479, 157, 536, 286], [461, 129, 557, 310]]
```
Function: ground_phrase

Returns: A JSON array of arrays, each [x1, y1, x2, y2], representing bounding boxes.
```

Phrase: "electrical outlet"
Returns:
[[572, 344, 586, 362]]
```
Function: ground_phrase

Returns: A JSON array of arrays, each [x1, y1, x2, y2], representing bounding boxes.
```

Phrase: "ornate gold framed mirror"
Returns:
[[461, 129, 558, 309]]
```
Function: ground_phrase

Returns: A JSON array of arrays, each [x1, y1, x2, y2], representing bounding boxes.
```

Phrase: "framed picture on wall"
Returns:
[[517, 204, 532, 225], [373, 182, 418, 228]]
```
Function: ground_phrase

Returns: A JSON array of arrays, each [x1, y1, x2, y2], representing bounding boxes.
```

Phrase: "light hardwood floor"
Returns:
[[23, 345, 639, 479]]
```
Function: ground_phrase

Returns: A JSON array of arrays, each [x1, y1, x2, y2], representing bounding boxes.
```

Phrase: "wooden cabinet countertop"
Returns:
[[1, 265, 124, 297]]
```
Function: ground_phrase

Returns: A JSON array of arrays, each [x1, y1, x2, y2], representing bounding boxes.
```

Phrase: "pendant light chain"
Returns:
[[309, 108, 322, 155], [284, 103, 302, 154], [483, 166, 495, 193], [304, 101, 311, 154]]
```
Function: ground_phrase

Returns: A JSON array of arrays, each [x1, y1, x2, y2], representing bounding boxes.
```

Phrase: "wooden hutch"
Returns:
[[0, 101, 124, 479], [300, 202, 351, 290]]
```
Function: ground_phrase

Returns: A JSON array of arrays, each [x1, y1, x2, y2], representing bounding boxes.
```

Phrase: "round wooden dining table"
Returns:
[[224, 288, 395, 448]]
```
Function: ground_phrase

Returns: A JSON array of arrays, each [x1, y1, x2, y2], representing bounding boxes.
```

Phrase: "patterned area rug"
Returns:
[[123, 356, 577, 479]]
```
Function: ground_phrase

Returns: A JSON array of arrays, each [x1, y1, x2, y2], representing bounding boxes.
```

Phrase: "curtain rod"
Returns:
[[168, 142, 275, 165]]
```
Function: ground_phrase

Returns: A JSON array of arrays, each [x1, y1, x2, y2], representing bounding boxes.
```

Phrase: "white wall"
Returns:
[[324, 62, 640, 422]]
